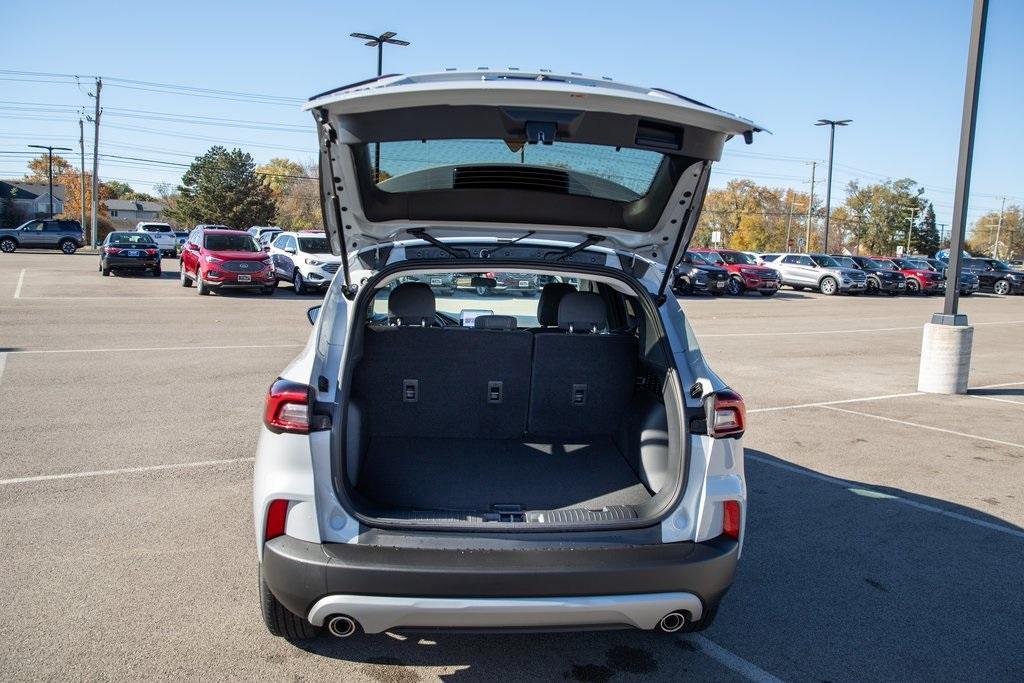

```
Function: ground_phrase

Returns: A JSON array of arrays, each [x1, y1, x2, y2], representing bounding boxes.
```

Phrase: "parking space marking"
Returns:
[[6, 343, 303, 355], [13, 268, 25, 298], [0, 457, 254, 486], [968, 394, 1024, 407], [976, 380, 1024, 389], [0, 352, 6, 386], [748, 392, 922, 414], [821, 405, 1024, 450], [746, 453, 1024, 541], [687, 635, 784, 683], [699, 319, 1024, 338]]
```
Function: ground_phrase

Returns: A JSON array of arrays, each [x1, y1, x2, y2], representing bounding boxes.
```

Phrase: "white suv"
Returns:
[[135, 222, 177, 257], [253, 70, 756, 641], [266, 231, 341, 294]]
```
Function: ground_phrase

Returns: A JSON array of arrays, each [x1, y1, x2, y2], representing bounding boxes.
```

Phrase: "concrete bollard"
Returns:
[[917, 322, 973, 394]]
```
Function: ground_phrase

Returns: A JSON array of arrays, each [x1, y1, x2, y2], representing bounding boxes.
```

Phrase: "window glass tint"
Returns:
[[781, 255, 802, 264], [203, 233, 259, 252], [719, 251, 757, 265], [298, 237, 329, 253], [109, 233, 155, 245]]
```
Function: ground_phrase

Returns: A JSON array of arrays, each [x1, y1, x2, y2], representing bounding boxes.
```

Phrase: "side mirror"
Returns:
[[187, 242, 199, 251], [263, 245, 271, 252], [306, 305, 321, 326], [285, 247, 296, 255]]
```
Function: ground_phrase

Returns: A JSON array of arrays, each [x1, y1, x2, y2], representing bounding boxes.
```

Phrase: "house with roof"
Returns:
[[103, 199, 167, 227], [0, 180, 66, 220]]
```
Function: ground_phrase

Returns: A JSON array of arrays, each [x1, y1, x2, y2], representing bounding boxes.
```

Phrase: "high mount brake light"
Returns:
[[708, 389, 746, 439], [264, 379, 312, 434]]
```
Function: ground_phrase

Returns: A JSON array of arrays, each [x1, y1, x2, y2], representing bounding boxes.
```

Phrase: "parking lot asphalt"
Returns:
[[1, 252, 1022, 681]]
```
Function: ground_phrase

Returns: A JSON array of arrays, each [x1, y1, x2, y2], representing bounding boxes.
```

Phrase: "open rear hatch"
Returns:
[[305, 70, 764, 291]]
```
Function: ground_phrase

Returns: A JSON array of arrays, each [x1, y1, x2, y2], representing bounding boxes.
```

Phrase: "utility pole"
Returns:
[[815, 119, 852, 252], [79, 118, 86, 231], [784, 193, 796, 250], [804, 161, 817, 250], [993, 196, 1005, 259], [89, 78, 102, 248], [27, 144, 73, 218], [904, 206, 920, 254]]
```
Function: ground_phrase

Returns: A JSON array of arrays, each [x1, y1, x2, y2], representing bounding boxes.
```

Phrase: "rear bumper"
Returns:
[[103, 256, 159, 269], [261, 534, 738, 630]]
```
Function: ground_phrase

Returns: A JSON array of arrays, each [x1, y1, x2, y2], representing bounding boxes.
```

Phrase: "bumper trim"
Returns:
[[307, 592, 703, 633]]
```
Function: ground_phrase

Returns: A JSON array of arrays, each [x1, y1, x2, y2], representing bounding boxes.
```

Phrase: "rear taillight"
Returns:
[[104, 247, 121, 255], [708, 389, 746, 439], [145, 248, 158, 256], [264, 379, 311, 434], [723, 501, 741, 540], [265, 499, 289, 541]]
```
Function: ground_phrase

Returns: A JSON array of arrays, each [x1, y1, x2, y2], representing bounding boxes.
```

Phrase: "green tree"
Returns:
[[165, 146, 276, 228], [912, 202, 940, 256], [103, 181, 134, 199], [1, 187, 28, 227], [967, 204, 1023, 260], [842, 178, 925, 255]]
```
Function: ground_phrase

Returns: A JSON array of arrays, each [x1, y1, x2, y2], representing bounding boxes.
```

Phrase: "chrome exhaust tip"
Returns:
[[326, 615, 357, 638], [659, 612, 686, 633]]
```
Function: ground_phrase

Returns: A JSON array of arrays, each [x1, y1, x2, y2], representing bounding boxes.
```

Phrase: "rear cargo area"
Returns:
[[356, 436, 652, 512]]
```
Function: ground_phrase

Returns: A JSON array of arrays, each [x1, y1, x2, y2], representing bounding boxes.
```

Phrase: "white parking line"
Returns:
[[821, 405, 1024, 450], [13, 268, 25, 298], [975, 380, 1024, 389], [748, 392, 922, 414], [6, 343, 303, 355], [0, 352, 6, 386], [0, 457, 254, 486], [687, 635, 784, 683], [746, 453, 1024, 541], [699, 319, 1024, 338], [967, 394, 1024, 407]]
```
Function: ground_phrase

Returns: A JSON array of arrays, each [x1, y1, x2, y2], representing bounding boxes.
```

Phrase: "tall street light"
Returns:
[[350, 31, 410, 181], [27, 144, 72, 218], [815, 119, 851, 252]]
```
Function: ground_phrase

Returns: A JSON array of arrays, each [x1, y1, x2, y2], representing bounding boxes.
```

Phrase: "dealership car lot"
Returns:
[[1, 252, 1022, 681]]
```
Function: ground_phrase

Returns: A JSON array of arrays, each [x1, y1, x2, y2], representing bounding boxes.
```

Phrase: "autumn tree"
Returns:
[[967, 204, 1022, 260], [23, 153, 109, 231], [165, 146, 276, 228], [842, 179, 925, 255], [696, 180, 813, 252]]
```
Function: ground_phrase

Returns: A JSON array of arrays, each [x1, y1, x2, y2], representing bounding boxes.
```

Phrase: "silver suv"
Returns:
[[0, 219, 85, 254], [767, 252, 867, 295]]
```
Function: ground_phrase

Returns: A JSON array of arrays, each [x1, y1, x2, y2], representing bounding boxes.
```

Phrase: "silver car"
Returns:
[[767, 253, 868, 295]]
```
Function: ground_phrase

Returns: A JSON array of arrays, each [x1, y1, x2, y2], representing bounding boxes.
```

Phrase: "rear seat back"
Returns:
[[528, 292, 637, 438]]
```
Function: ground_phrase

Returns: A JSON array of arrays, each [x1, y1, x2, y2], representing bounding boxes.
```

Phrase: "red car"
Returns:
[[872, 257, 945, 295], [690, 248, 781, 296], [179, 227, 276, 295]]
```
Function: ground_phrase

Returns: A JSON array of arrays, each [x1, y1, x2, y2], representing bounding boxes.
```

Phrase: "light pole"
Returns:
[[27, 144, 72, 218], [815, 119, 851, 252], [350, 31, 410, 182]]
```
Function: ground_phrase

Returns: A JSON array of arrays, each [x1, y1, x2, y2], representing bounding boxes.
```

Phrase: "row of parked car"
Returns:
[[672, 248, 1024, 297]]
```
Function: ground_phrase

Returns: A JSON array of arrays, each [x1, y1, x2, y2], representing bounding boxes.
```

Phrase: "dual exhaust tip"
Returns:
[[325, 611, 687, 637]]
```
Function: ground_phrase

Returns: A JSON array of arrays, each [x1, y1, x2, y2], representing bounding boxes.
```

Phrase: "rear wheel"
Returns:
[[259, 565, 321, 641], [819, 277, 839, 295], [726, 277, 745, 296], [474, 285, 490, 297], [59, 239, 77, 255], [994, 279, 1011, 295], [0, 237, 16, 253], [196, 273, 210, 296], [153, 266, 162, 277]]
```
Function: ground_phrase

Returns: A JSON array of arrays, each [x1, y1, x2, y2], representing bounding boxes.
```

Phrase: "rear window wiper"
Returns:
[[406, 228, 471, 258]]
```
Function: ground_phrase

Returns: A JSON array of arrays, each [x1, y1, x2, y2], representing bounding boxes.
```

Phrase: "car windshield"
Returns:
[[833, 257, 857, 268], [687, 251, 711, 265], [298, 237, 329, 253], [873, 260, 897, 270], [811, 255, 840, 268], [109, 233, 154, 245], [718, 251, 758, 265], [204, 233, 259, 251], [906, 259, 931, 270], [371, 139, 664, 202], [141, 225, 172, 232]]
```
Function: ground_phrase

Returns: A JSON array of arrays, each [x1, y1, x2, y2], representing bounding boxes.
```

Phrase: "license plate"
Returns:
[[237, 274, 251, 282], [715, 281, 726, 288], [430, 278, 442, 286], [126, 250, 140, 257], [519, 280, 529, 288]]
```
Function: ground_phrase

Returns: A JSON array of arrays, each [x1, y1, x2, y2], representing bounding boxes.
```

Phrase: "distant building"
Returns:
[[0, 180, 66, 219], [103, 199, 166, 226]]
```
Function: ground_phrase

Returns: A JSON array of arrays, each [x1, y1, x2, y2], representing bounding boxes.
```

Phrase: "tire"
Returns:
[[293, 271, 306, 295], [101, 266, 110, 277], [180, 266, 193, 288], [153, 267, 162, 277], [994, 279, 1011, 295], [196, 273, 210, 296], [0, 237, 16, 253], [474, 285, 490, 297], [674, 278, 693, 296], [819, 276, 839, 296], [259, 565, 321, 641], [905, 278, 921, 295], [726, 277, 745, 296], [866, 279, 879, 295], [59, 239, 77, 255], [261, 285, 275, 296], [759, 290, 777, 297]]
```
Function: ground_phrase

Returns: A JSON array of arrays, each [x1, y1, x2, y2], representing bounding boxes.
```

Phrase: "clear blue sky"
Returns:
[[2, 0, 1020, 230]]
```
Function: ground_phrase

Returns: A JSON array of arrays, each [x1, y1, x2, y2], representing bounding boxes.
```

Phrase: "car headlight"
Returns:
[[204, 255, 223, 263], [305, 257, 323, 266]]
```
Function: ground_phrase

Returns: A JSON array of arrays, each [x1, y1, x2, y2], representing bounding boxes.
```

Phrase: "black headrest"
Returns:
[[537, 283, 576, 326], [557, 292, 608, 332], [473, 314, 518, 330], [388, 282, 435, 326]]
